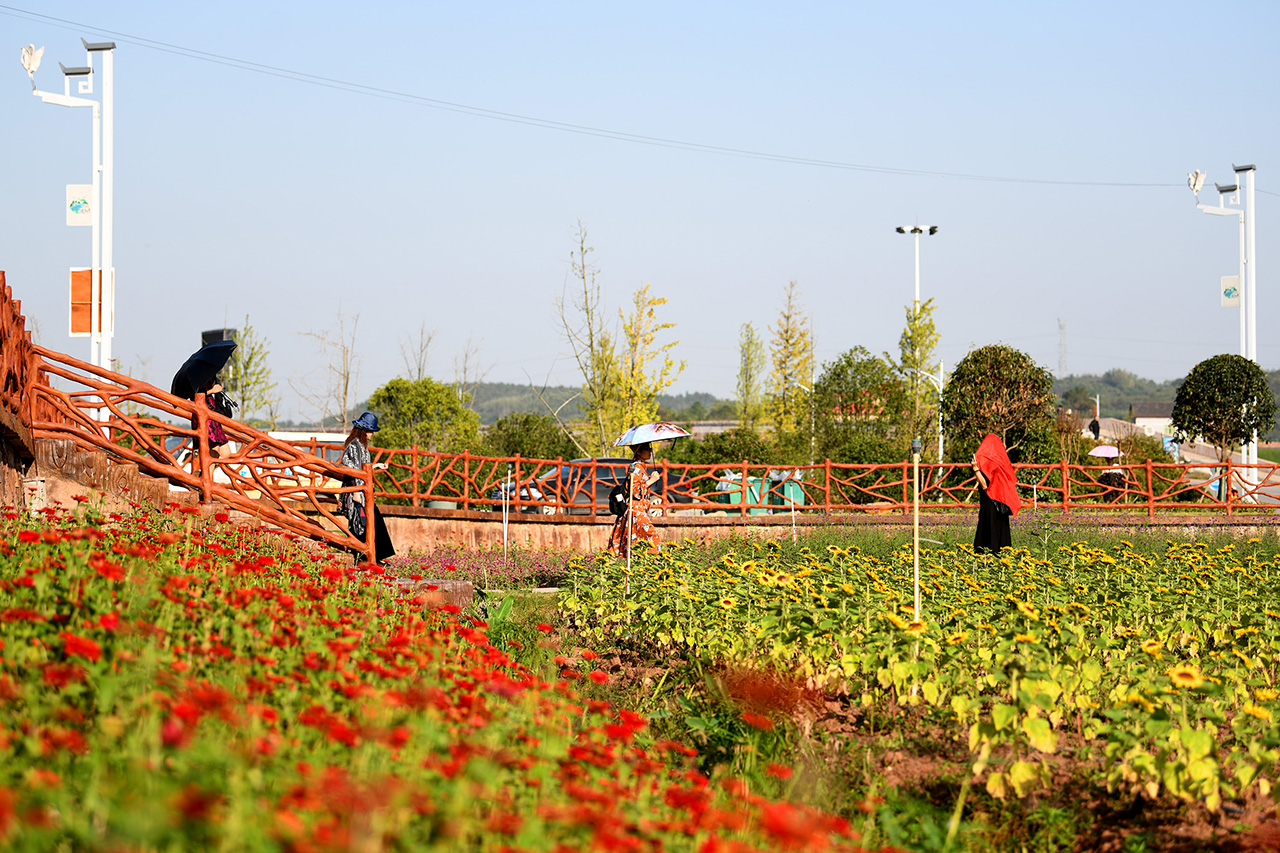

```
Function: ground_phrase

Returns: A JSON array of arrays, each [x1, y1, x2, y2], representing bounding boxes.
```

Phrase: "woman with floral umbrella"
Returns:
[[605, 422, 691, 561]]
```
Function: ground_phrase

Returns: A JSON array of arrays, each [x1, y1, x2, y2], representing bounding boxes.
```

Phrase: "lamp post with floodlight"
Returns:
[[23, 39, 116, 371]]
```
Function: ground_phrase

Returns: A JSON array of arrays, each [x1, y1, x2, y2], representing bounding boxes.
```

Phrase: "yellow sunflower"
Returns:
[[905, 620, 926, 637], [1014, 633, 1038, 644], [1166, 664, 1204, 689], [1140, 639, 1164, 659], [1257, 688, 1279, 701], [946, 631, 969, 645], [1015, 601, 1040, 620], [1243, 703, 1272, 721]]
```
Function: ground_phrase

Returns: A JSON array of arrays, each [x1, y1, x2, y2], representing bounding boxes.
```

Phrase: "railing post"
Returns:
[[462, 451, 471, 511], [741, 460, 749, 517], [1225, 457, 1233, 517], [195, 391, 212, 505], [514, 455, 522, 513], [660, 459, 669, 514], [411, 445, 420, 508], [1146, 458, 1154, 519], [363, 461, 376, 564], [1060, 458, 1069, 513], [824, 458, 832, 514], [902, 459, 909, 516]]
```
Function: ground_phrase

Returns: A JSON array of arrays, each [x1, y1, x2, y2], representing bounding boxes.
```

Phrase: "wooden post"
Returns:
[[411, 445, 420, 508], [1060, 458, 1069, 513], [195, 391, 212, 505], [1152, 458, 1162, 517], [741, 461, 749, 517], [514, 456, 522, 512], [1225, 457, 1233, 518], [363, 461, 376, 564], [462, 451, 471, 511], [902, 459, 909, 517], [824, 458, 832, 514]]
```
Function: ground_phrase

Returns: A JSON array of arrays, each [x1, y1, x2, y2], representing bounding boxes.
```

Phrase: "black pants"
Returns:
[[350, 504, 396, 564]]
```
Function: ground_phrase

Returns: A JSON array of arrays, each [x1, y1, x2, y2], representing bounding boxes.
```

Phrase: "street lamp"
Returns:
[[1188, 166, 1259, 482], [896, 223, 940, 457], [24, 39, 116, 371]]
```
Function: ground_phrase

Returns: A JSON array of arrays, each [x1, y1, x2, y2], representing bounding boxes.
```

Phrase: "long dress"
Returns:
[[973, 485, 1012, 554], [339, 439, 396, 564], [606, 460, 662, 558]]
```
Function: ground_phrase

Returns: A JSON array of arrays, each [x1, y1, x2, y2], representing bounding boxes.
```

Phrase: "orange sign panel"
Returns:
[[69, 268, 110, 337]]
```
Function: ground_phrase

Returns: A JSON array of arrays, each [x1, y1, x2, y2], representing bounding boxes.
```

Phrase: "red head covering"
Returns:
[[975, 434, 1020, 518]]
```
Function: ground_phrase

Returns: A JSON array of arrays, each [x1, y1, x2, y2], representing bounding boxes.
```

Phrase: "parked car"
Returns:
[[487, 481, 554, 514], [534, 457, 696, 515]]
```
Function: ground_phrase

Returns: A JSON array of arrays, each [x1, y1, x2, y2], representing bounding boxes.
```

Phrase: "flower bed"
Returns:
[[0, 502, 878, 851]]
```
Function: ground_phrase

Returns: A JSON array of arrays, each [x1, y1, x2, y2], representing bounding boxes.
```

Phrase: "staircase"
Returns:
[[32, 438, 200, 514]]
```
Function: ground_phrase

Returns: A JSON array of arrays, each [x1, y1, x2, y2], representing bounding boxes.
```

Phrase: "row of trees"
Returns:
[[215, 221, 1277, 470]]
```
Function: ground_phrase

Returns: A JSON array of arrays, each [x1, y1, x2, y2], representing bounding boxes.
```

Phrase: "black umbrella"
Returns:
[[171, 340, 237, 400]]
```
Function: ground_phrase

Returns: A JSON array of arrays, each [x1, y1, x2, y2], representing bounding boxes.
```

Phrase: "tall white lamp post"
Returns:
[[1188, 166, 1259, 484], [23, 39, 116, 371], [896, 224, 940, 461]]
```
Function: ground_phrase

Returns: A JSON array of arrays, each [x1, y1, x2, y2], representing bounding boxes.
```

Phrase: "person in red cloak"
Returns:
[[971, 433, 1020, 553]]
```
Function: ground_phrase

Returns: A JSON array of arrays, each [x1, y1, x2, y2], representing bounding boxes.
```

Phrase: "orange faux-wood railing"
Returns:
[[0, 275, 376, 562], [280, 443, 1277, 520]]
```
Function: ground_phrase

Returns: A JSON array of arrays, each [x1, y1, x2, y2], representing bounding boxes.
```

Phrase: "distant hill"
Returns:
[[466, 383, 733, 425], [1056, 366, 1280, 442]]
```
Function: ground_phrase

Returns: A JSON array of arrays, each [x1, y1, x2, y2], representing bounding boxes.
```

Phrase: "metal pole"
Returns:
[[90, 99, 101, 369], [912, 439, 921, 622], [937, 358, 945, 462], [99, 44, 114, 372], [1243, 166, 1258, 477]]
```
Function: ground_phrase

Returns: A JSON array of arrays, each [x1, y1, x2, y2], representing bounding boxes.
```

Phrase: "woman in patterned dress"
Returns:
[[606, 442, 663, 558], [340, 412, 396, 565]]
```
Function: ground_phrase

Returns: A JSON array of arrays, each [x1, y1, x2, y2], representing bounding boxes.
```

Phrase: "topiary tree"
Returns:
[[813, 346, 908, 464], [365, 377, 481, 454], [940, 344, 1056, 463], [1171, 354, 1277, 462], [483, 412, 580, 461]]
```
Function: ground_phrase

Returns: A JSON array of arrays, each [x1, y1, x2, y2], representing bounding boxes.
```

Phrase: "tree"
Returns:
[[224, 314, 281, 429], [292, 309, 360, 429], [1059, 385, 1093, 416], [1171, 354, 1277, 462], [399, 321, 435, 382], [735, 322, 767, 431], [892, 298, 941, 451], [813, 346, 908, 463], [665, 427, 773, 466], [555, 224, 685, 454], [483, 412, 580, 461], [453, 335, 495, 411], [765, 281, 815, 437], [365, 377, 481, 453], [611, 283, 685, 440], [556, 222, 618, 453], [940, 344, 1056, 463]]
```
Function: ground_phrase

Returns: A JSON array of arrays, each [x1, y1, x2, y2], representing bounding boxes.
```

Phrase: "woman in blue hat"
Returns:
[[340, 412, 395, 564]]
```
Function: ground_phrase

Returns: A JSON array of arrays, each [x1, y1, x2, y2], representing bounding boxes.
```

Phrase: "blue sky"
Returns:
[[3, 1, 1277, 420]]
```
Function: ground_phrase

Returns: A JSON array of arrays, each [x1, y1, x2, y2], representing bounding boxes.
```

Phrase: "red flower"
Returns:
[[536, 623, 553, 633], [60, 633, 102, 663], [588, 670, 609, 685], [214, 512, 230, 523], [741, 712, 774, 732], [766, 763, 794, 780], [17, 531, 39, 544]]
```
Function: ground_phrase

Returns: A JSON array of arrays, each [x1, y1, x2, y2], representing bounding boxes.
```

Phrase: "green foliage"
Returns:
[[365, 376, 481, 453], [1052, 370, 1177, 421], [736, 322, 767, 431], [613, 283, 687, 441], [1172, 354, 1277, 462], [483, 411, 580, 461], [223, 314, 281, 429], [666, 427, 774, 465], [893, 298, 941, 451], [1059, 385, 1093, 416], [941, 345, 1056, 463], [814, 346, 908, 464]]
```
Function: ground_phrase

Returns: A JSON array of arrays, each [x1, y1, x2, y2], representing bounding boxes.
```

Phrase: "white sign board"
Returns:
[[66, 184, 92, 227], [1221, 275, 1240, 308]]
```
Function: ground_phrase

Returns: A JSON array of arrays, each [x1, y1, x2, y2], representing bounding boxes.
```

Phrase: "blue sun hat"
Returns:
[[352, 412, 380, 432]]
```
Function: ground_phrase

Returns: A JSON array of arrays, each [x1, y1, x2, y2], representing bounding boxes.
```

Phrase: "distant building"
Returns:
[[1129, 401, 1174, 437]]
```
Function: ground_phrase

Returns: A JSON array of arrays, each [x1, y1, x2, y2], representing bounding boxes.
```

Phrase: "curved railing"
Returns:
[[277, 441, 1280, 520], [0, 274, 376, 562]]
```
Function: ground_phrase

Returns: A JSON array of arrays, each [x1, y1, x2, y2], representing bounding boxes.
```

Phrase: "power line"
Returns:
[[1, 4, 1186, 189]]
